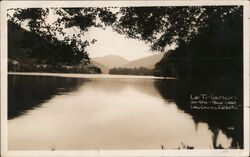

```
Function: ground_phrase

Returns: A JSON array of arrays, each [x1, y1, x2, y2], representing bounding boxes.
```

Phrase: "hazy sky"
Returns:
[[84, 27, 156, 60]]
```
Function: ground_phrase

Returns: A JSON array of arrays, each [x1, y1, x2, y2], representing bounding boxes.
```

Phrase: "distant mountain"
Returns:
[[121, 53, 165, 69], [91, 53, 166, 74], [91, 55, 129, 69], [90, 59, 109, 74]]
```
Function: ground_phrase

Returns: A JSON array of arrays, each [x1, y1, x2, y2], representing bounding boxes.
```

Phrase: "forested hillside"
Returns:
[[115, 6, 243, 82], [153, 8, 243, 81], [8, 21, 101, 74]]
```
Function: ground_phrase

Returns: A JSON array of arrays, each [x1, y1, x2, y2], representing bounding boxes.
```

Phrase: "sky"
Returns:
[[84, 27, 157, 60]]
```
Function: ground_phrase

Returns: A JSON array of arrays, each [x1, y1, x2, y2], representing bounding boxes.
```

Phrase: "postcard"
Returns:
[[1, 0, 249, 156]]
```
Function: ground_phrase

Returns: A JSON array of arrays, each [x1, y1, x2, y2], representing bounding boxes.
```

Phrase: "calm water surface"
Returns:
[[8, 74, 243, 150]]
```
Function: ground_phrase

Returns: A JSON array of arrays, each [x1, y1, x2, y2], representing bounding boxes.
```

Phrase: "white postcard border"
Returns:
[[1, 1, 249, 156]]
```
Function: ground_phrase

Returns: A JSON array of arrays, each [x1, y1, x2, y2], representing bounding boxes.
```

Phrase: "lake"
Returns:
[[8, 73, 243, 150]]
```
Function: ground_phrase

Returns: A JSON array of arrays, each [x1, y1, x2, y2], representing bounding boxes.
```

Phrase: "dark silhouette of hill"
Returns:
[[8, 21, 100, 73], [153, 7, 243, 81]]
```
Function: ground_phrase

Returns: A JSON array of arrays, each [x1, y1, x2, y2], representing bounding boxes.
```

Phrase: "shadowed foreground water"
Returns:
[[8, 74, 243, 150]]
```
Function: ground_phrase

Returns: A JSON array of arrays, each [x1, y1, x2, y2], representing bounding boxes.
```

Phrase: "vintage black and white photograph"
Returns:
[[1, 1, 249, 156]]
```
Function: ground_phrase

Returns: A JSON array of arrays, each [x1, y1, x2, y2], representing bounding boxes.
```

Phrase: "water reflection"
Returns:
[[8, 75, 86, 119], [8, 74, 243, 150], [79, 78, 160, 97], [154, 78, 243, 149]]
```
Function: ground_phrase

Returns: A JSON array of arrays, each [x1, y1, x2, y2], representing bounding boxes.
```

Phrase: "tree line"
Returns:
[[109, 67, 153, 76]]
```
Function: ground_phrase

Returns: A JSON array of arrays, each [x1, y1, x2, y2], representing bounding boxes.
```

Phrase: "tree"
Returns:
[[115, 6, 242, 51], [8, 7, 117, 66], [114, 6, 243, 79]]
